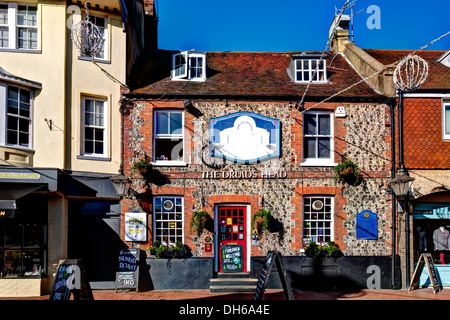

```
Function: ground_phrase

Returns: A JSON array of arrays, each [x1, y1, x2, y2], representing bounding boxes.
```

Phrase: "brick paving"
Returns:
[[3, 287, 450, 300]]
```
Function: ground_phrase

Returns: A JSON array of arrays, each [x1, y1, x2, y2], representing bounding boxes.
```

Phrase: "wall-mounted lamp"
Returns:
[[110, 174, 131, 197]]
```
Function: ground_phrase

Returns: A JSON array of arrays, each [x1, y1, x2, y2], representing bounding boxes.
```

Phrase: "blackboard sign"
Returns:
[[356, 210, 378, 239], [115, 248, 140, 292], [221, 245, 243, 272], [49, 259, 94, 300], [253, 251, 294, 300], [409, 253, 441, 294]]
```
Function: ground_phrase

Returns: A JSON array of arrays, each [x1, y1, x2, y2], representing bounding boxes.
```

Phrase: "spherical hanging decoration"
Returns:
[[71, 19, 104, 57], [393, 54, 429, 92]]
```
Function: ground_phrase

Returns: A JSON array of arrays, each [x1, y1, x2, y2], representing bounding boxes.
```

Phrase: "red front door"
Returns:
[[218, 206, 247, 272]]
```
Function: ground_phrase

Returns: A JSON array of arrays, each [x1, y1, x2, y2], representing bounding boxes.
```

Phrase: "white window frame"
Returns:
[[443, 100, 450, 140], [0, 2, 38, 51], [171, 51, 206, 81], [0, 3, 9, 48], [80, 12, 108, 61], [153, 109, 185, 166], [0, 84, 33, 149], [301, 111, 336, 166], [80, 96, 108, 158], [302, 196, 334, 247], [153, 196, 184, 246], [295, 58, 327, 83]]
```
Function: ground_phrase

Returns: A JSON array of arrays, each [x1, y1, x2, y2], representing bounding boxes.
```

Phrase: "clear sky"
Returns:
[[156, 0, 450, 52]]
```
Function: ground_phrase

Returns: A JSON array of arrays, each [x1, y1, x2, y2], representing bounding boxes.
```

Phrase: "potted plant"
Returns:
[[252, 209, 272, 235], [190, 211, 210, 236], [155, 245, 168, 259], [334, 159, 362, 186], [131, 158, 153, 176], [148, 240, 161, 256]]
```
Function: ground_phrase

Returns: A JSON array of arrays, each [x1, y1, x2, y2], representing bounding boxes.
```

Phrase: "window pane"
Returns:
[[7, 116, 17, 130], [155, 138, 183, 161], [156, 112, 169, 134], [170, 112, 183, 134], [6, 129, 17, 145], [318, 114, 331, 135], [0, 5, 7, 24], [84, 140, 93, 153], [27, 6, 37, 26], [318, 138, 331, 159], [446, 105, 450, 135], [304, 137, 316, 159], [304, 114, 316, 135], [95, 141, 103, 154], [0, 27, 8, 48]]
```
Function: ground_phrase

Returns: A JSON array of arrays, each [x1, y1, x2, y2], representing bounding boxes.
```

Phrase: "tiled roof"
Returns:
[[364, 49, 450, 90], [403, 98, 450, 169], [127, 50, 384, 99]]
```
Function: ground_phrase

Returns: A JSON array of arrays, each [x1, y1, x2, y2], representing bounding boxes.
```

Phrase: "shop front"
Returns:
[[0, 167, 121, 296], [413, 191, 450, 287]]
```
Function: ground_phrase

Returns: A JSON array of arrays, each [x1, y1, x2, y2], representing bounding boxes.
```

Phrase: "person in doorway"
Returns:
[[433, 224, 450, 264]]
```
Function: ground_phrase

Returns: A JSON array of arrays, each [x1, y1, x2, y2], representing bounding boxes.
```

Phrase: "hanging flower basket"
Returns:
[[131, 158, 153, 176], [252, 209, 272, 235], [334, 159, 362, 186], [190, 211, 210, 236]]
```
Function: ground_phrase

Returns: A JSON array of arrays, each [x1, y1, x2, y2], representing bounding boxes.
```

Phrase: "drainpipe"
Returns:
[[389, 98, 397, 289]]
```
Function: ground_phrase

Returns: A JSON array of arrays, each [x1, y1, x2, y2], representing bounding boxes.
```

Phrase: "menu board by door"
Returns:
[[115, 248, 140, 292], [221, 245, 243, 272]]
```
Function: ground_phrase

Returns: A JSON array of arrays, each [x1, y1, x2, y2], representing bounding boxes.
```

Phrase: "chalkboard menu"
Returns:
[[49, 259, 94, 300], [115, 248, 140, 292], [253, 251, 294, 300], [356, 210, 378, 239], [409, 253, 441, 294], [221, 245, 244, 272]]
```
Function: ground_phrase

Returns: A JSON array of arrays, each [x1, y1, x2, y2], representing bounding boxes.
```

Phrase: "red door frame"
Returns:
[[217, 205, 248, 272]]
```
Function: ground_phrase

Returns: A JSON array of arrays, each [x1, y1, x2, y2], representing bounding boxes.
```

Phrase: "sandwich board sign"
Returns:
[[253, 251, 294, 300], [409, 253, 441, 294]]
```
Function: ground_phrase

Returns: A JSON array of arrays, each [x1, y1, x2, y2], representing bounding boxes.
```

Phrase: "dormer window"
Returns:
[[171, 50, 206, 81], [287, 53, 328, 83]]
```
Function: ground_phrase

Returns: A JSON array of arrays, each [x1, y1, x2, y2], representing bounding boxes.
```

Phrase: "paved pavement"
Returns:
[[3, 287, 450, 300]]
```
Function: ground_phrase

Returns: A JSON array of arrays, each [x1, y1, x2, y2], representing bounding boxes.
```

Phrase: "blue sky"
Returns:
[[156, 0, 450, 52]]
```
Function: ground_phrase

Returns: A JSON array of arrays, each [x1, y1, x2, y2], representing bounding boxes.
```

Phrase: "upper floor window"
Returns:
[[171, 51, 206, 81], [444, 100, 450, 140], [5, 85, 32, 148], [81, 13, 108, 61], [287, 53, 327, 83], [153, 110, 184, 165], [0, 3, 37, 50], [302, 111, 334, 166], [81, 96, 107, 158]]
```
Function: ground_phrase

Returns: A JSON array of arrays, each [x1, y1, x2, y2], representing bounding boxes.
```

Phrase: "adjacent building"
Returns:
[[0, 0, 145, 296]]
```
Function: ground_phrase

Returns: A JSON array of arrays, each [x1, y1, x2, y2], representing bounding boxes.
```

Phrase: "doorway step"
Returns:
[[210, 272, 258, 293]]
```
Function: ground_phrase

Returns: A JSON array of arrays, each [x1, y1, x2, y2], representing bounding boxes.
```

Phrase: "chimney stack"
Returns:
[[329, 14, 350, 53]]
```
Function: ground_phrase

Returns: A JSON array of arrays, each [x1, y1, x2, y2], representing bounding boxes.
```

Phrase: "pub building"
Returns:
[[118, 27, 401, 289]]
